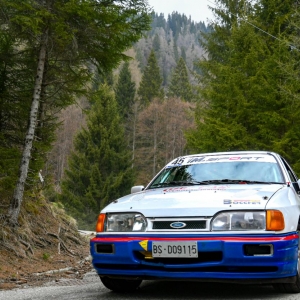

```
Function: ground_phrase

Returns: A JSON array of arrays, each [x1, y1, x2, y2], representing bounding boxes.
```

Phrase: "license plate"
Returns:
[[152, 241, 198, 258]]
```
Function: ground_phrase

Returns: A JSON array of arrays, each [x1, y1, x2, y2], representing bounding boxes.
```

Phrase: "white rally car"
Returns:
[[90, 151, 300, 293]]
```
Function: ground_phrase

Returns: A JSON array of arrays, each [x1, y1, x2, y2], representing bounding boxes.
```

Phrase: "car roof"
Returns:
[[178, 151, 278, 159]]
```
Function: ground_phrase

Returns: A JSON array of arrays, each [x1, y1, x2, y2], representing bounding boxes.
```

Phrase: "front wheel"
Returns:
[[273, 249, 300, 293], [100, 276, 142, 292], [272, 275, 300, 293]]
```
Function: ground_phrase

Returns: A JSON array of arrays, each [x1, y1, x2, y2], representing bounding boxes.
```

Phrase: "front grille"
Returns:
[[153, 220, 206, 230]]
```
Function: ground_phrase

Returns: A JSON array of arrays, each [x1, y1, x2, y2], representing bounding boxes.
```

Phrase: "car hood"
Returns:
[[103, 184, 285, 217]]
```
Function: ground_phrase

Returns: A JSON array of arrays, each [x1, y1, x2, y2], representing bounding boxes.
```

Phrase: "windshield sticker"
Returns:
[[170, 157, 186, 166], [224, 199, 261, 205], [163, 186, 229, 193], [168, 154, 276, 166]]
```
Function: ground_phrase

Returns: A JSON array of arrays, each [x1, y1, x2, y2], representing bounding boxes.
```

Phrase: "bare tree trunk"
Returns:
[[131, 102, 138, 168], [153, 104, 158, 177], [8, 31, 48, 226]]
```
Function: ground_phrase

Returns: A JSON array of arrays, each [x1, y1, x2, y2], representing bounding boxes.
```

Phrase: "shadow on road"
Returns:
[[103, 280, 283, 300]]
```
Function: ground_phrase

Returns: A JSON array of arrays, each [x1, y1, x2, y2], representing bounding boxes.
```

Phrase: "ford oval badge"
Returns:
[[170, 222, 186, 229]]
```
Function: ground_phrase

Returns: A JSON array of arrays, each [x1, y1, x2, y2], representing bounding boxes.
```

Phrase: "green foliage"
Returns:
[[173, 42, 179, 63], [0, 0, 151, 213], [152, 34, 160, 53], [115, 62, 136, 119], [168, 57, 194, 102], [0, 27, 35, 199], [1, 0, 151, 72], [186, 0, 300, 175], [137, 50, 164, 105], [59, 84, 135, 230], [42, 253, 50, 261]]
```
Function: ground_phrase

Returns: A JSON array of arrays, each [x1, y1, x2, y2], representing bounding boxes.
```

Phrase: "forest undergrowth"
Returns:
[[0, 193, 92, 290]]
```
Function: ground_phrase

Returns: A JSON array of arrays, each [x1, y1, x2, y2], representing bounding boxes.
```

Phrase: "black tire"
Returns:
[[272, 275, 300, 293], [273, 249, 300, 293], [100, 276, 142, 292]]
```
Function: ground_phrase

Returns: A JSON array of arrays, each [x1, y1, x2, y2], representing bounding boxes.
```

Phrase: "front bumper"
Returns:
[[90, 232, 299, 283]]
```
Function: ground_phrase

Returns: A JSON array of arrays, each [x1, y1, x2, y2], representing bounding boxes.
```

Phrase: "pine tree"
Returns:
[[60, 84, 135, 229], [0, 0, 151, 225], [173, 41, 179, 62], [115, 62, 136, 120], [152, 34, 160, 53], [259, 0, 300, 173], [186, 0, 300, 173], [0, 29, 33, 201], [168, 57, 194, 102], [137, 50, 164, 106], [115, 61, 137, 166]]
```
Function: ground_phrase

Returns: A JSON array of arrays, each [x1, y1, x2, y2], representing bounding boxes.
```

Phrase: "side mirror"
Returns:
[[131, 185, 144, 194]]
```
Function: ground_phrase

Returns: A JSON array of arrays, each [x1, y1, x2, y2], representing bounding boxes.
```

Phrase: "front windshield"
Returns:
[[148, 161, 284, 188]]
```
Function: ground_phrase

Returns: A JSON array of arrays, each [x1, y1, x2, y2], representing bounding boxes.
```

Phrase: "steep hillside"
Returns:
[[0, 195, 92, 289], [135, 12, 208, 86]]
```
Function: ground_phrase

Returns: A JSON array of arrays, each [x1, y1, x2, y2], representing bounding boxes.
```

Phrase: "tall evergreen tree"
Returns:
[[173, 41, 179, 62], [115, 61, 136, 165], [0, 0, 151, 225], [258, 0, 300, 173], [180, 47, 186, 61], [168, 57, 194, 101], [60, 84, 135, 230], [186, 0, 300, 173], [137, 50, 164, 105], [115, 62, 136, 119], [152, 34, 161, 53]]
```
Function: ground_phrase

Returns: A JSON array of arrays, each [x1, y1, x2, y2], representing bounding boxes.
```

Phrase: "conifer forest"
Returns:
[[1, 0, 300, 230]]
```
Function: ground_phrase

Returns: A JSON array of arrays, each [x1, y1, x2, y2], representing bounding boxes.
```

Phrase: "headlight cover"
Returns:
[[105, 213, 147, 232], [211, 211, 266, 231]]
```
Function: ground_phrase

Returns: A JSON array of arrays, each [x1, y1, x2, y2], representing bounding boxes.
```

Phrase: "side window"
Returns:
[[280, 157, 300, 195], [280, 157, 298, 182]]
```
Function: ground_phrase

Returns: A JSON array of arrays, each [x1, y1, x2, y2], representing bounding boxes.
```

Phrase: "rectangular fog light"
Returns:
[[244, 244, 273, 256], [96, 244, 114, 254]]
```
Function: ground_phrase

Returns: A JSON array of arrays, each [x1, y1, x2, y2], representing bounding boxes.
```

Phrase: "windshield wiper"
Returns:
[[149, 179, 284, 189], [149, 180, 210, 188], [202, 179, 283, 184], [148, 183, 173, 188]]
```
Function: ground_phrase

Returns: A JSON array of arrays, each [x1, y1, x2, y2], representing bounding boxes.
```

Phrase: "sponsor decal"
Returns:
[[167, 154, 276, 167], [163, 187, 189, 193], [163, 186, 229, 193], [139, 240, 148, 251], [185, 157, 205, 164], [223, 199, 232, 204], [223, 199, 261, 205]]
